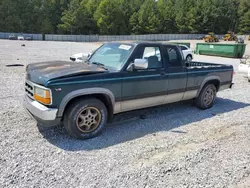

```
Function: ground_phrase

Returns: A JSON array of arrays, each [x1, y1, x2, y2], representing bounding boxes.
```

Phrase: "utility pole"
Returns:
[[232, 1, 240, 33]]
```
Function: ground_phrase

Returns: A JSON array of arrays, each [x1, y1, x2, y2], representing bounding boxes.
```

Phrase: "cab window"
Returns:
[[134, 46, 163, 69]]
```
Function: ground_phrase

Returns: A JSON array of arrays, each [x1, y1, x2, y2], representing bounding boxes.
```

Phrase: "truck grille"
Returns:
[[25, 80, 34, 99]]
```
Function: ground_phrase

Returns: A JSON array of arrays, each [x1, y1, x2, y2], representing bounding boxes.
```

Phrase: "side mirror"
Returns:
[[126, 59, 148, 71], [134, 59, 148, 70]]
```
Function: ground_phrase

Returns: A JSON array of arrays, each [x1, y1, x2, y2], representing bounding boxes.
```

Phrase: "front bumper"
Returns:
[[23, 95, 61, 126]]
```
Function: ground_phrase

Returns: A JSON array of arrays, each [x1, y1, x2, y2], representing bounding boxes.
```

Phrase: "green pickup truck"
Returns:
[[24, 42, 234, 139]]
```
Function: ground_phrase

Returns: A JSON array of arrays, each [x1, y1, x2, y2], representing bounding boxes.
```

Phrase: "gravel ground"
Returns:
[[0, 39, 250, 188]]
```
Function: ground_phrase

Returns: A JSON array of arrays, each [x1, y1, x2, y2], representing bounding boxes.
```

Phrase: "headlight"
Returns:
[[34, 86, 52, 105]]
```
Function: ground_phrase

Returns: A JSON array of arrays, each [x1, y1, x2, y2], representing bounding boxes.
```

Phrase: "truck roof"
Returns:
[[103, 41, 178, 47]]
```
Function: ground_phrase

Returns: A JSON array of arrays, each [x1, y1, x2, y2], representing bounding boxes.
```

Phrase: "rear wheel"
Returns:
[[195, 84, 217, 110], [63, 98, 108, 139]]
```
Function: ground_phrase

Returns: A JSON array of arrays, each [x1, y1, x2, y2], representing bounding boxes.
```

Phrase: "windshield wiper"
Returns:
[[92, 62, 105, 66], [92, 62, 108, 70]]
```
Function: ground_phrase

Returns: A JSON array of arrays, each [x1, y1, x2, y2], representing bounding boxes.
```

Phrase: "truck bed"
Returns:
[[188, 61, 231, 68], [186, 61, 233, 90]]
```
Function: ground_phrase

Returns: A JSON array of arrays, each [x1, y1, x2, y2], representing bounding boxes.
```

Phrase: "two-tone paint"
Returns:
[[24, 42, 234, 125]]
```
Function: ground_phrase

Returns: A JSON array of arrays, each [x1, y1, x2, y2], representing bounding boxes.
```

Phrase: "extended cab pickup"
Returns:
[[24, 42, 234, 139]]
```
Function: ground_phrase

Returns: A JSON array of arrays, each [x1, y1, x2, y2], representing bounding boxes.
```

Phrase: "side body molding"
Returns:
[[196, 76, 221, 97], [57, 88, 115, 117]]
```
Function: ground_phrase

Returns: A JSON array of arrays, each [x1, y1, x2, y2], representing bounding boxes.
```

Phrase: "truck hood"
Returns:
[[26, 61, 108, 85]]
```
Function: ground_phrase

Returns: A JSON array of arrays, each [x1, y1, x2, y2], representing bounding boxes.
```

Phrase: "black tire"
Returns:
[[248, 78, 250, 82], [63, 98, 108, 139], [195, 84, 217, 110]]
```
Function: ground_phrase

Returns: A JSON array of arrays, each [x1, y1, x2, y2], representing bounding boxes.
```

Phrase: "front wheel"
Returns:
[[195, 84, 217, 110], [186, 55, 192, 62], [63, 98, 108, 139]]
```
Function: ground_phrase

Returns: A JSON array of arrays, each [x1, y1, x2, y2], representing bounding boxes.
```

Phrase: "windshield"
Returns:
[[88, 43, 134, 70]]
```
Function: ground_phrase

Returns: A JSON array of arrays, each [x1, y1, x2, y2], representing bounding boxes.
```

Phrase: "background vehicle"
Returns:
[[204, 32, 219, 42], [17, 35, 24, 40], [238, 55, 250, 82], [223, 31, 237, 41], [248, 36, 250, 41], [236, 38, 244, 44], [25, 36, 33, 40], [179, 45, 193, 62], [70, 53, 91, 62], [8, 34, 16, 40], [24, 42, 234, 139]]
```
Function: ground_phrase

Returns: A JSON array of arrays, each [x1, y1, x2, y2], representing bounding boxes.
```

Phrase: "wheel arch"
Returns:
[[58, 88, 115, 121], [196, 76, 221, 98], [186, 54, 193, 59]]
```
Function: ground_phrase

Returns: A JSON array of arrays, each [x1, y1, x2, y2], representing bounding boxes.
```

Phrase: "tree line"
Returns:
[[0, 0, 250, 35]]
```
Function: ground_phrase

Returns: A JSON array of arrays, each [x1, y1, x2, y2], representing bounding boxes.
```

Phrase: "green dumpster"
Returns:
[[170, 42, 191, 48], [195, 43, 246, 58]]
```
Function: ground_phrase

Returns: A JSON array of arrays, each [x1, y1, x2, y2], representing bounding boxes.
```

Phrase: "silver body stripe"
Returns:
[[114, 90, 198, 114]]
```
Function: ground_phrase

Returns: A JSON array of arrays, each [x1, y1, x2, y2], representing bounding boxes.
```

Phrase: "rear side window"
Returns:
[[164, 46, 182, 67]]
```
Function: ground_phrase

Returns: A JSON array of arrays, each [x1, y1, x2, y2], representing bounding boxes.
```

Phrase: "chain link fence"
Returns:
[[0, 32, 43, 40], [0, 32, 249, 42]]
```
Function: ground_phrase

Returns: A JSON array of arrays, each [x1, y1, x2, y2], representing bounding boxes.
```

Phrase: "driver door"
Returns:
[[121, 44, 168, 112]]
